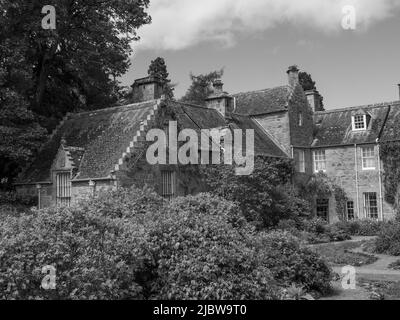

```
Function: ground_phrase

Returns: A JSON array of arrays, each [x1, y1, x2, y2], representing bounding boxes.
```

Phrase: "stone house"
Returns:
[[14, 66, 400, 222]]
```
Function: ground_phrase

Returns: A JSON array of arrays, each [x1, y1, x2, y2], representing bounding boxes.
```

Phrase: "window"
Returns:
[[313, 150, 326, 172], [362, 146, 376, 170], [352, 115, 367, 131], [161, 171, 176, 200], [56, 172, 71, 207], [347, 201, 355, 220], [317, 199, 329, 221], [364, 192, 378, 220], [298, 112, 303, 126], [298, 150, 305, 173]]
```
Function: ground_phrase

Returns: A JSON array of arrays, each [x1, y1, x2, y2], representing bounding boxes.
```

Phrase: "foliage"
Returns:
[[201, 156, 310, 228], [311, 241, 378, 267], [1, 0, 151, 119], [258, 231, 332, 294], [298, 71, 324, 110], [298, 172, 348, 222], [334, 219, 385, 236], [180, 69, 224, 105], [375, 222, 400, 256], [380, 141, 400, 213], [0, 0, 151, 184], [147, 57, 175, 99], [147, 194, 281, 299], [0, 187, 334, 299]]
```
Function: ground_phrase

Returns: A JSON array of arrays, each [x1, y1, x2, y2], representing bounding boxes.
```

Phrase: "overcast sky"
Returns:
[[120, 0, 400, 110]]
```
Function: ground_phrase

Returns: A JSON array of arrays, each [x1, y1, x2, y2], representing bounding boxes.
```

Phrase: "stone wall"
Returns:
[[320, 144, 395, 221]]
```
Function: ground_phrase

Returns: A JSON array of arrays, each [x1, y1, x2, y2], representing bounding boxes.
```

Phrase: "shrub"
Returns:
[[375, 222, 400, 256], [334, 220, 384, 236], [0, 206, 148, 299], [146, 194, 281, 299], [258, 231, 332, 294], [0, 188, 333, 299]]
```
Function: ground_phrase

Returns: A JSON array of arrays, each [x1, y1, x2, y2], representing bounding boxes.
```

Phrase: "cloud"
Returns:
[[135, 0, 400, 51]]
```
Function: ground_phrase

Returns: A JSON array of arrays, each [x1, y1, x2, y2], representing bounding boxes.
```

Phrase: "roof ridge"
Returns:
[[317, 100, 400, 115], [233, 85, 289, 97], [69, 99, 162, 118]]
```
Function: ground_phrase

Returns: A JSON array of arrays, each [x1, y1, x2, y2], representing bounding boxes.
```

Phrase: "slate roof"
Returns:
[[232, 86, 291, 116], [312, 102, 400, 147], [379, 102, 400, 142], [229, 114, 288, 158], [17, 101, 159, 183], [16, 98, 290, 184]]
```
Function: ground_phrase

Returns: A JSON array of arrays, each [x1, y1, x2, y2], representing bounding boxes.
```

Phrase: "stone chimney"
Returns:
[[398, 84, 400, 100], [305, 89, 323, 113], [131, 75, 164, 102], [287, 65, 299, 88], [205, 79, 233, 118]]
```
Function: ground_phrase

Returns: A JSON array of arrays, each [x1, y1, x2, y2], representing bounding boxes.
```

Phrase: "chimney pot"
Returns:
[[213, 79, 224, 93], [287, 65, 299, 87]]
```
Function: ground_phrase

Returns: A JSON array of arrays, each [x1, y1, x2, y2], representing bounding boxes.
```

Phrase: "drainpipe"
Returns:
[[376, 138, 384, 221], [36, 184, 42, 209], [354, 144, 361, 219]]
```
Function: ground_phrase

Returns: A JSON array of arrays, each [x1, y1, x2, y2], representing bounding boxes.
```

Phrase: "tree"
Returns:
[[0, 46, 46, 187], [201, 156, 311, 228], [0, 0, 151, 126], [147, 57, 174, 99], [299, 72, 324, 110], [0, 0, 151, 185], [180, 69, 224, 105]]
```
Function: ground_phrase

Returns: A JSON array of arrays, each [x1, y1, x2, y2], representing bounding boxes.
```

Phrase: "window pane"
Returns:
[[317, 199, 329, 221], [314, 150, 326, 172], [362, 147, 375, 169], [364, 192, 378, 219], [347, 201, 355, 220]]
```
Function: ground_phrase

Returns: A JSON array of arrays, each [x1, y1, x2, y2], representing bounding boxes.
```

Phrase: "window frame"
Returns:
[[313, 149, 327, 173], [56, 171, 71, 207], [346, 201, 355, 221], [364, 192, 379, 220], [361, 146, 376, 170], [161, 170, 176, 201], [316, 199, 329, 222], [298, 150, 306, 173], [352, 114, 367, 131]]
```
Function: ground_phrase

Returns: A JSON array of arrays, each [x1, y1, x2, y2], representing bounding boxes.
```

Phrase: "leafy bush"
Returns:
[[0, 188, 333, 299], [258, 231, 332, 294], [146, 194, 281, 299], [334, 220, 384, 236], [201, 157, 311, 228], [375, 222, 400, 256]]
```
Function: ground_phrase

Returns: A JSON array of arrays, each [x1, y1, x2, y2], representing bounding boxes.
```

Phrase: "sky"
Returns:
[[120, 0, 400, 110]]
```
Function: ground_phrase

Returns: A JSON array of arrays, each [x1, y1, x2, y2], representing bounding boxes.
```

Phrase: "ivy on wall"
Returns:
[[380, 141, 400, 211], [298, 172, 348, 221]]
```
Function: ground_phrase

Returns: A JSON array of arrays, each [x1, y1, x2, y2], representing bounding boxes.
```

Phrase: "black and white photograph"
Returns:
[[1, 0, 400, 307]]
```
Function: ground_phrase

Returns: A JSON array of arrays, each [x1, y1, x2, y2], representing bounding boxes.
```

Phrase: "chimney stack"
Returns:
[[287, 65, 299, 88], [398, 84, 400, 100], [305, 89, 323, 113], [205, 79, 233, 117], [131, 75, 164, 102]]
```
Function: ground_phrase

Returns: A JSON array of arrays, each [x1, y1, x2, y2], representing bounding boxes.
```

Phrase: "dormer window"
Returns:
[[352, 115, 367, 131]]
